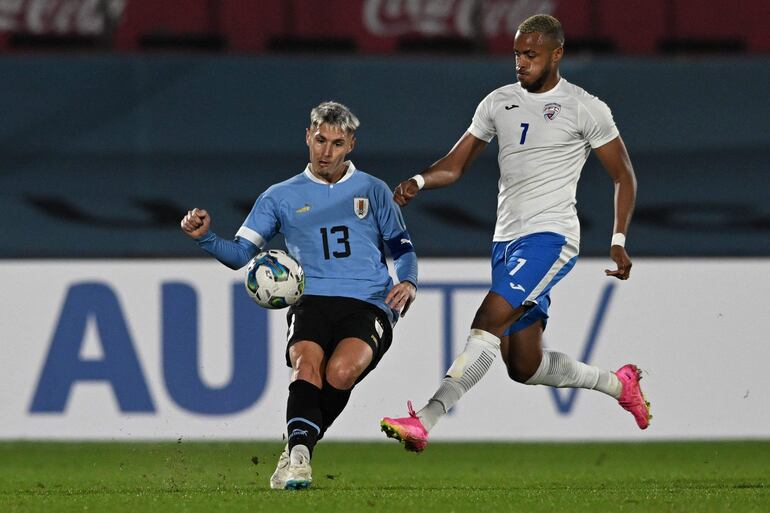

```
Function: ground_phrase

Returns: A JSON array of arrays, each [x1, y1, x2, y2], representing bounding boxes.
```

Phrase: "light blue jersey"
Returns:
[[234, 162, 417, 324]]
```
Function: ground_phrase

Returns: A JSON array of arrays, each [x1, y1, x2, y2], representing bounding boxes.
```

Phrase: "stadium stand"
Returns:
[[0, 1, 768, 258], [0, 0, 767, 54]]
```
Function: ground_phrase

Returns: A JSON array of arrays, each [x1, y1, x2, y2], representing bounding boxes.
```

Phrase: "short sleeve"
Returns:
[[236, 187, 281, 248], [467, 91, 497, 143], [580, 97, 619, 149]]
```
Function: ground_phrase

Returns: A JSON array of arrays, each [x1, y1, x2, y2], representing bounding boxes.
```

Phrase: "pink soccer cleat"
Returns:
[[380, 401, 429, 452], [615, 364, 652, 429]]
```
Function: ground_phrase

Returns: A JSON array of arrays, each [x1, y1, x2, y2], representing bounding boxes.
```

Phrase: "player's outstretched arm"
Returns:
[[180, 207, 257, 269], [394, 132, 487, 206], [594, 136, 637, 280], [181, 207, 211, 239]]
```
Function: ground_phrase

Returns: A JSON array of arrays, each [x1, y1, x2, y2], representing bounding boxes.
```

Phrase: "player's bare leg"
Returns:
[[282, 338, 374, 488], [319, 338, 373, 437], [325, 338, 373, 390], [503, 320, 651, 429]]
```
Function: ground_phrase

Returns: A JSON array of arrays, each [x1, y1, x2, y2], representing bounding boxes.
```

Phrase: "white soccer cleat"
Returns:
[[269, 445, 290, 490], [284, 446, 313, 490]]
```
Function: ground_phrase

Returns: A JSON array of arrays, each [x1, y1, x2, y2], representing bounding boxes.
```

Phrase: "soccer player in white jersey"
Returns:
[[380, 14, 650, 452], [181, 102, 418, 487]]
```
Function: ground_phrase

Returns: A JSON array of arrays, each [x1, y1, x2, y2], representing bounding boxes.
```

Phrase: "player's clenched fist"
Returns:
[[393, 178, 420, 206], [180, 208, 211, 239]]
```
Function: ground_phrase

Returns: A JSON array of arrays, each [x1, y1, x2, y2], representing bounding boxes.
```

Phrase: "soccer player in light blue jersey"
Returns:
[[381, 14, 650, 453], [181, 101, 418, 489]]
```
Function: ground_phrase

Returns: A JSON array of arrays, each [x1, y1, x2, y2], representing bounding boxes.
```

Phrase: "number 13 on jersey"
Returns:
[[320, 226, 351, 259]]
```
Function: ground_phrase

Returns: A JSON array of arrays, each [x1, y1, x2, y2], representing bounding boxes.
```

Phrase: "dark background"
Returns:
[[1, 0, 768, 258]]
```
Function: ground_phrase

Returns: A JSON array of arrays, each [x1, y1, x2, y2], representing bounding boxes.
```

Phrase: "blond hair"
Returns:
[[310, 101, 360, 133]]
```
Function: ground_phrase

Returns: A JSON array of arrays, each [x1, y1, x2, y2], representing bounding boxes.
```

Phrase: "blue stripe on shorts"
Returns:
[[489, 232, 578, 336]]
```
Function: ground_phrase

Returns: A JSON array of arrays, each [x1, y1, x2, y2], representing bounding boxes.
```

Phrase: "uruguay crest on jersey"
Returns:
[[354, 197, 369, 219]]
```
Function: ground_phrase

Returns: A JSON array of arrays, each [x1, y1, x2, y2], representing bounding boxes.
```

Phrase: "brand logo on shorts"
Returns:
[[543, 102, 561, 120], [354, 197, 369, 219], [295, 204, 311, 213], [509, 283, 526, 292]]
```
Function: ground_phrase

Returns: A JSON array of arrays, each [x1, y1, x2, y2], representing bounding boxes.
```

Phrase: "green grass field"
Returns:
[[1, 441, 768, 513]]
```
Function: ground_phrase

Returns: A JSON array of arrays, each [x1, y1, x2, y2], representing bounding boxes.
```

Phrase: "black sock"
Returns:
[[286, 380, 322, 456], [318, 381, 352, 440]]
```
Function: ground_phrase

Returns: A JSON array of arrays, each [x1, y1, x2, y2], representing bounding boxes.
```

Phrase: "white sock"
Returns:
[[289, 444, 310, 465], [525, 350, 622, 399], [417, 329, 500, 431], [595, 369, 623, 399]]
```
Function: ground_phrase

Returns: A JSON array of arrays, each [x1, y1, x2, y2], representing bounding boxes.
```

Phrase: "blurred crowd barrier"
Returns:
[[1, 55, 768, 258], [0, 0, 767, 55]]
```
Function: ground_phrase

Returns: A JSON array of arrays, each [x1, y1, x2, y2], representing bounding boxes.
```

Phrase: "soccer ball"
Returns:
[[244, 250, 305, 309]]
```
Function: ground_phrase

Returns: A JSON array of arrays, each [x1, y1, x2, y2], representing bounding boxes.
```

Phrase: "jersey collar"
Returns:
[[303, 161, 357, 185], [521, 77, 564, 97]]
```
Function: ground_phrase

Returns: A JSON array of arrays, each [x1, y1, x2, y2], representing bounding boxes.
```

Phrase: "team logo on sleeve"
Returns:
[[543, 102, 561, 120], [354, 197, 369, 219]]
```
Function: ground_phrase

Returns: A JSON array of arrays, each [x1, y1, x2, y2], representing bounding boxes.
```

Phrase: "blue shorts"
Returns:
[[490, 232, 579, 336]]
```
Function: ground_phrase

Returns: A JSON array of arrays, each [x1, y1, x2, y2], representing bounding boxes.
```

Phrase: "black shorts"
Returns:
[[285, 295, 394, 382]]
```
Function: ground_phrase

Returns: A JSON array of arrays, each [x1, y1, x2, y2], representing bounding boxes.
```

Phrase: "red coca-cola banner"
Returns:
[[0, 0, 126, 35], [362, 0, 552, 38], [0, 0, 766, 54], [356, 0, 558, 52]]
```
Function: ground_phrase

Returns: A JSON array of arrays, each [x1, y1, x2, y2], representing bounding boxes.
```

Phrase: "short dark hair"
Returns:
[[518, 14, 564, 46]]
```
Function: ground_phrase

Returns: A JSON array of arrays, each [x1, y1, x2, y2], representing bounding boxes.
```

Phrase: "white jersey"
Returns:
[[468, 78, 619, 244]]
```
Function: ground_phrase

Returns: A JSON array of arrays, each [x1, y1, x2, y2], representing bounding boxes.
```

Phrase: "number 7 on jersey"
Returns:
[[519, 123, 529, 145]]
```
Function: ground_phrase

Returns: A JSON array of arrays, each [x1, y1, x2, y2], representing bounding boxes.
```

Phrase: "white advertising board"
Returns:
[[1, 259, 768, 441]]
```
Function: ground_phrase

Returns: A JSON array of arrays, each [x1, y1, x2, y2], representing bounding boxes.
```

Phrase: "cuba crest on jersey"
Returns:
[[543, 102, 561, 120], [354, 197, 369, 219]]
